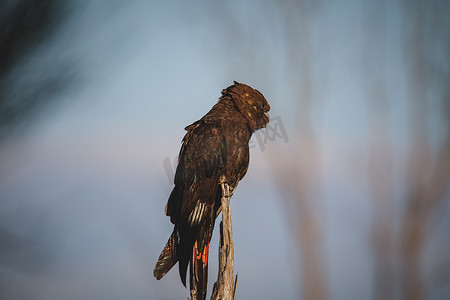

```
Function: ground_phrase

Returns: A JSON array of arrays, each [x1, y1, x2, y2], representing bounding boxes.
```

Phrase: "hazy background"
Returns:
[[1, 0, 449, 299]]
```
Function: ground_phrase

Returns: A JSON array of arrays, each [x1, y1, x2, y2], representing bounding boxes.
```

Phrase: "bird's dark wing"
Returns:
[[163, 120, 227, 287], [176, 120, 227, 186], [165, 120, 227, 222]]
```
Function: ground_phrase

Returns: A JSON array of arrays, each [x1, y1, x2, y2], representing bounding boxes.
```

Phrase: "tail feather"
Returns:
[[154, 225, 212, 300], [190, 240, 210, 300], [178, 249, 189, 287], [153, 228, 179, 280]]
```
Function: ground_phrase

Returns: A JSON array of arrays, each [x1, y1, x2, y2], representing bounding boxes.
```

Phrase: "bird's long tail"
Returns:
[[154, 228, 212, 300], [153, 228, 178, 280], [190, 240, 210, 300]]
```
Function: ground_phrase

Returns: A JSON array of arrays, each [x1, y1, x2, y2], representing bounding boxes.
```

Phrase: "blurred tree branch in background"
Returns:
[[400, 0, 450, 299], [0, 0, 75, 283], [362, 1, 396, 299], [270, 1, 328, 299], [0, 0, 69, 139], [269, 1, 450, 299], [362, 0, 450, 299]]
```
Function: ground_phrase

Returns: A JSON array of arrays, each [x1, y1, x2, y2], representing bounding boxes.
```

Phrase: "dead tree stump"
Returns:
[[211, 179, 237, 300]]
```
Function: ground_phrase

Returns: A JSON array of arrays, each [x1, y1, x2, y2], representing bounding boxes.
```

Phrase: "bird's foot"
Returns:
[[219, 176, 234, 197]]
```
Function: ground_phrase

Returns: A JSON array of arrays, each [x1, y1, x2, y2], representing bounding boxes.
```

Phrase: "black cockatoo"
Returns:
[[154, 81, 270, 299]]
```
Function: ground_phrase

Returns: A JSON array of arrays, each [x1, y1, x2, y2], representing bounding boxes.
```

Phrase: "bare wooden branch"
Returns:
[[211, 179, 236, 300]]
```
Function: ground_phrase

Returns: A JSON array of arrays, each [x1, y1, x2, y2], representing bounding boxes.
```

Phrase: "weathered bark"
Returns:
[[211, 180, 237, 300]]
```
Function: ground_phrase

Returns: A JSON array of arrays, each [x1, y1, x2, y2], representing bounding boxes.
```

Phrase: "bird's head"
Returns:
[[221, 81, 270, 131]]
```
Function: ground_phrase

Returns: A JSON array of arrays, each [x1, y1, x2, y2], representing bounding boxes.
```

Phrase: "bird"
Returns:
[[153, 81, 270, 299]]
